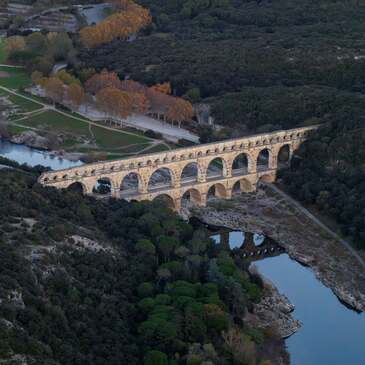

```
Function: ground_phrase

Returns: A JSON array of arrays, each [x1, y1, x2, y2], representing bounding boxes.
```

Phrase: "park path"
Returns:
[[0, 85, 155, 142], [270, 184, 365, 270]]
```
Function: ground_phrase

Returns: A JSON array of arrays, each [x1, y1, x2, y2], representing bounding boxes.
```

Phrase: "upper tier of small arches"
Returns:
[[40, 126, 317, 184]]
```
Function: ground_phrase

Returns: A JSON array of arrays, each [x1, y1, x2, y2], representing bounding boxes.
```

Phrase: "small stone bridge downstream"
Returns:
[[39, 126, 318, 211]]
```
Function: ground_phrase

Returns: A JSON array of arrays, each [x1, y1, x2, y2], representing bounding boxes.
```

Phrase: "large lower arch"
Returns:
[[180, 162, 199, 185], [258, 174, 275, 186], [232, 178, 253, 195], [206, 157, 227, 180], [66, 181, 87, 195], [207, 183, 227, 199], [93, 177, 112, 195], [120, 172, 142, 194], [152, 194, 176, 210], [257, 148, 271, 171], [182, 188, 202, 206], [232, 153, 250, 175], [148, 168, 174, 192], [278, 144, 291, 165]]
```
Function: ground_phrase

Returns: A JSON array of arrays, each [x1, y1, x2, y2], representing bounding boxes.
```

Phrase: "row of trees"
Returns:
[[79, 0, 152, 48], [33, 68, 194, 127]]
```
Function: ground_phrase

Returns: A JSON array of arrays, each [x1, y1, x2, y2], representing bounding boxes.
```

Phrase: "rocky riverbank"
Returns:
[[189, 187, 365, 313], [246, 273, 302, 339], [244, 279, 300, 365]]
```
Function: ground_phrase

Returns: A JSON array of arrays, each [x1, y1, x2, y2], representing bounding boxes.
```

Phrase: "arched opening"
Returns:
[[278, 144, 291, 166], [120, 172, 141, 195], [181, 162, 199, 185], [182, 188, 202, 207], [232, 153, 249, 175], [207, 183, 227, 200], [152, 194, 175, 210], [232, 179, 253, 195], [257, 149, 270, 171], [66, 182, 86, 195], [207, 158, 226, 180], [148, 168, 174, 192], [93, 178, 112, 195], [254, 233, 266, 246], [258, 174, 274, 188]]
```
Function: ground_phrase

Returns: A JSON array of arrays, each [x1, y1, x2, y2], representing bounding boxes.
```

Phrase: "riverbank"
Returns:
[[247, 281, 298, 365], [189, 186, 365, 313]]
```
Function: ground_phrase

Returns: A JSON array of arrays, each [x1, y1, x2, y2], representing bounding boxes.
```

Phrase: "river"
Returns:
[[1, 140, 364, 364], [210, 228, 365, 365], [0, 139, 82, 170]]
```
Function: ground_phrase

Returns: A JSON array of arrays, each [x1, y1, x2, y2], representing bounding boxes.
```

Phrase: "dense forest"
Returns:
[[280, 112, 365, 250], [76, 0, 365, 249], [78, 0, 365, 133], [0, 160, 279, 365]]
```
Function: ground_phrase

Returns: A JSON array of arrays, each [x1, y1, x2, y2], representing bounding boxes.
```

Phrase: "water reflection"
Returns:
[[208, 224, 365, 365], [210, 228, 284, 260], [0, 139, 83, 170]]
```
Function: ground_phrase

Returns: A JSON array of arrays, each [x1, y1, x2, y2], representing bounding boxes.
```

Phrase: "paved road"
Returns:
[[269, 183, 365, 270]]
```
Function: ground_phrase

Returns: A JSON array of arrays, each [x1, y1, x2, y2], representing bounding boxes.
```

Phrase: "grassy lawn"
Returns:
[[8, 94, 43, 113], [0, 38, 7, 64], [21, 110, 91, 136], [91, 125, 149, 149], [19, 91, 49, 104], [7, 125, 32, 134], [0, 67, 31, 89], [145, 144, 170, 154]]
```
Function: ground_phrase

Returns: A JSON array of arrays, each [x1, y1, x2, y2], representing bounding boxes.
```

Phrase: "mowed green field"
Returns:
[[20, 110, 91, 135], [18, 109, 152, 153], [0, 67, 31, 89], [0, 38, 160, 159], [91, 125, 148, 149], [0, 38, 7, 63], [7, 93, 43, 113]]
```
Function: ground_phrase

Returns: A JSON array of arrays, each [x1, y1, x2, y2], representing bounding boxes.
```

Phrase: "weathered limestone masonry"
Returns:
[[38, 126, 318, 210]]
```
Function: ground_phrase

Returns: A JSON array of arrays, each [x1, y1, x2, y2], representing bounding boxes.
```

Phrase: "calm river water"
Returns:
[[0, 140, 82, 170], [1, 140, 365, 365], [210, 229, 365, 365]]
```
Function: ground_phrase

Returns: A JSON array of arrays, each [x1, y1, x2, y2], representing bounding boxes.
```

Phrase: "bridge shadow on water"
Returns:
[[190, 218, 285, 262]]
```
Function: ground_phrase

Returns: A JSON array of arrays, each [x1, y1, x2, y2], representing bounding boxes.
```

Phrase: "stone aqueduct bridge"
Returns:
[[39, 126, 318, 210]]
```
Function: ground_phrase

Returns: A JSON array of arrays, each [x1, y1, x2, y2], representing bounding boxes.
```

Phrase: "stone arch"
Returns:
[[257, 148, 271, 171], [232, 178, 253, 195], [206, 157, 227, 180], [258, 174, 274, 186], [66, 181, 87, 195], [93, 177, 112, 195], [182, 188, 202, 206], [207, 183, 227, 199], [278, 144, 291, 164], [120, 172, 143, 194], [232, 153, 251, 175], [148, 167, 175, 192], [152, 194, 176, 210], [180, 162, 199, 185]]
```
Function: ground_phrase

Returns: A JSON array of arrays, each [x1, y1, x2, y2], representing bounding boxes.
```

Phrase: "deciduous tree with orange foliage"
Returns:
[[85, 69, 122, 94], [120, 79, 147, 95], [80, 0, 151, 48], [166, 97, 194, 128], [150, 82, 172, 95], [44, 77, 65, 105], [66, 83, 85, 112], [96, 87, 132, 124]]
